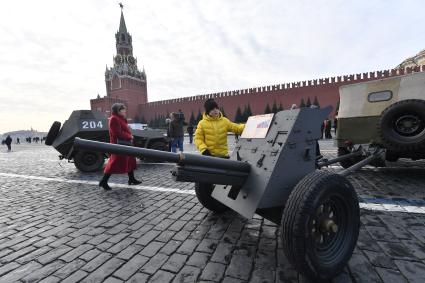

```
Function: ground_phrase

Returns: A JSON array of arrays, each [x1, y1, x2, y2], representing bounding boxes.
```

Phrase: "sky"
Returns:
[[0, 0, 424, 133]]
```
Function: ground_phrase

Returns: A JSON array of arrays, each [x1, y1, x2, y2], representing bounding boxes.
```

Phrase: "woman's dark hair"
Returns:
[[111, 103, 126, 114]]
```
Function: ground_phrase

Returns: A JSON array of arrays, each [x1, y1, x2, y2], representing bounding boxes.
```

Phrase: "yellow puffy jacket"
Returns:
[[194, 112, 245, 157]]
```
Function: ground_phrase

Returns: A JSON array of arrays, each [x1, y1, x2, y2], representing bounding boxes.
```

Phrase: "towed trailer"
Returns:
[[74, 106, 383, 281]]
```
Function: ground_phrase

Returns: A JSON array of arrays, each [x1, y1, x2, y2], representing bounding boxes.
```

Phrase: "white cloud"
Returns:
[[0, 0, 424, 133]]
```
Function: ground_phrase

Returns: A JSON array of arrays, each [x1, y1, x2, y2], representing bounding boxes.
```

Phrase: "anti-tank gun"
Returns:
[[74, 106, 383, 281]]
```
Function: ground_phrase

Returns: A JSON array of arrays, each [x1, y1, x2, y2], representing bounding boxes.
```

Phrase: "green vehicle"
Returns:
[[336, 71, 425, 167], [45, 110, 169, 172]]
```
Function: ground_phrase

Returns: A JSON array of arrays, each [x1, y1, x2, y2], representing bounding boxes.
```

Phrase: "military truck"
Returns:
[[336, 71, 425, 167], [45, 110, 169, 172]]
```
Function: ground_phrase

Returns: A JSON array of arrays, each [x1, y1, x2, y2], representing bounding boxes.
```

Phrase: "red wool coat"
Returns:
[[104, 113, 137, 174]]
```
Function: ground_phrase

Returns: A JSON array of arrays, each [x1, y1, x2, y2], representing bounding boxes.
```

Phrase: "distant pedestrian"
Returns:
[[16, 138, 20, 144], [99, 103, 142, 190], [324, 119, 332, 139], [187, 124, 194, 144], [169, 113, 184, 152], [333, 112, 338, 134], [5, 135, 12, 151]]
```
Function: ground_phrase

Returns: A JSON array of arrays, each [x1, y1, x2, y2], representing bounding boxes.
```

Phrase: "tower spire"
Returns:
[[118, 3, 127, 34]]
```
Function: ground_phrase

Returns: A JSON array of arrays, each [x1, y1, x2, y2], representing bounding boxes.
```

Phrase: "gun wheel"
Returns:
[[45, 121, 61, 146], [281, 171, 359, 282], [195, 183, 228, 214], [74, 150, 105, 172]]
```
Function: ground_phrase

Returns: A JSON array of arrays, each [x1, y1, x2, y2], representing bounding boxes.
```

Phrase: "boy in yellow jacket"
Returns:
[[195, 99, 245, 157]]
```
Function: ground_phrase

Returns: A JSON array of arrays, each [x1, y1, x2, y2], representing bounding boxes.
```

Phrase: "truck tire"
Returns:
[[281, 171, 360, 282], [144, 141, 168, 162], [195, 183, 229, 214], [45, 121, 61, 146], [378, 99, 425, 151], [337, 147, 363, 169], [149, 141, 168, 151], [74, 150, 104, 172]]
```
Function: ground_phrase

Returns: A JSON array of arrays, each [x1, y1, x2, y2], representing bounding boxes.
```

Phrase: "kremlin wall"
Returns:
[[91, 9, 425, 125]]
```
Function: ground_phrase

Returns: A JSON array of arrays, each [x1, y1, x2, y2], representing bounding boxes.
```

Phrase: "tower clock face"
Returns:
[[127, 55, 135, 65], [114, 55, 122, 65]]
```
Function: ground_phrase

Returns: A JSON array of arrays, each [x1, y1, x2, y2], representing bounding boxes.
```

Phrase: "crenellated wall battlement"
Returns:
[[143, 65, 425, 107]]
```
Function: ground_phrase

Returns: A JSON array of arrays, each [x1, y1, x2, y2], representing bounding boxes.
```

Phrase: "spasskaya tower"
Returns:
[[90, 5, 147, 121]]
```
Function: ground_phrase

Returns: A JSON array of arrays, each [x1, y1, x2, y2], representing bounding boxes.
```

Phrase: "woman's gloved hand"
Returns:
[[202, 149, 211, 156]]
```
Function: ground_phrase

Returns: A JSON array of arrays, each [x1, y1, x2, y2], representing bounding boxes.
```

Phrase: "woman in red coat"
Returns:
[[99, 103, 142, 190]]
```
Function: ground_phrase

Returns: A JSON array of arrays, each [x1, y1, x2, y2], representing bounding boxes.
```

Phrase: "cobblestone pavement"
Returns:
[[0, 140, 425, 283]]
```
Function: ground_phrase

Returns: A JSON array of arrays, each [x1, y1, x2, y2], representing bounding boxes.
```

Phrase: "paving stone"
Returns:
[[348, 253, 383, 283], [156, 230, 176, 243], [38, 275, 62, 283], [67, 234, 92, 247], [162, 253, 188, 273], [80, 257, 124, 283], [16, 246, 52, 264], [250, 268, 275, 283], [0, 261, 43, 283], [225, 254, 253, 280], [200, 262, 226, 281], [37, 245, 73, 265], [107, 232, 130, 244], [401, 239, 425, 260], [59, 244, 94, 262], [173, 266, 201, 283], [102, 277, 124, 283], [160, 240, 182, 255], [135, 230, 161, 246], [33, 236, 57, 248], [0, 248, 13, 259], [377, 241, 416, 260], [149, 270, 175, 282], [81, 252, 113, 272], [375, 267, 408, 283], [0, 245, 36, 263], [140, 241, 165, 257], [196, 238, 219, 254], [186, 252, 210, 268], [21, 260, 65, 282], [0, 261, 20, 277], [173, 230, 191, 241], [79, 248, 102, 262], [61, 270, 88, 283], [127, 273, 150, 283], [54, 259, 86, 279], [210, 243, 233, 264], [116, 244, 144, 260], [107, 237, 136, 254], [177, 239, 199, 255], [363, 250, 397, 269], [140, 253, 169, 275], [394, 260, 425, 283], [114, 254, 149, 281], [87, 233, 109, 245]]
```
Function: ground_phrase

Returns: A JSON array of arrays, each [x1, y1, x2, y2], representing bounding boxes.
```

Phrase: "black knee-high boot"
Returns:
[[128, 171, 142, 185], [99, 173, 112, 190]]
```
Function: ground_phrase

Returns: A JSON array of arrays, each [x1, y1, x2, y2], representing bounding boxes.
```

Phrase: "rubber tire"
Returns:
[[144, 141, 168, 162], [45, 121, 61, 146], [337, 147, 364, 169], [195, 183, 229, 214], [378, 99, 425, 151], [281, 170, 360, 282], [74, 151, 105, 172], [149, 141, 168, 151]]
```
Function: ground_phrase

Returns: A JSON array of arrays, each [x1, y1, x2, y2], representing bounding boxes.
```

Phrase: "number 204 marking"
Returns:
[[82, 121, 103, 129]]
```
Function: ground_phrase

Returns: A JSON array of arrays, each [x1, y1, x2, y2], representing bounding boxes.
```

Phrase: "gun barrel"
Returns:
[[74, 138, 250, 173]]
